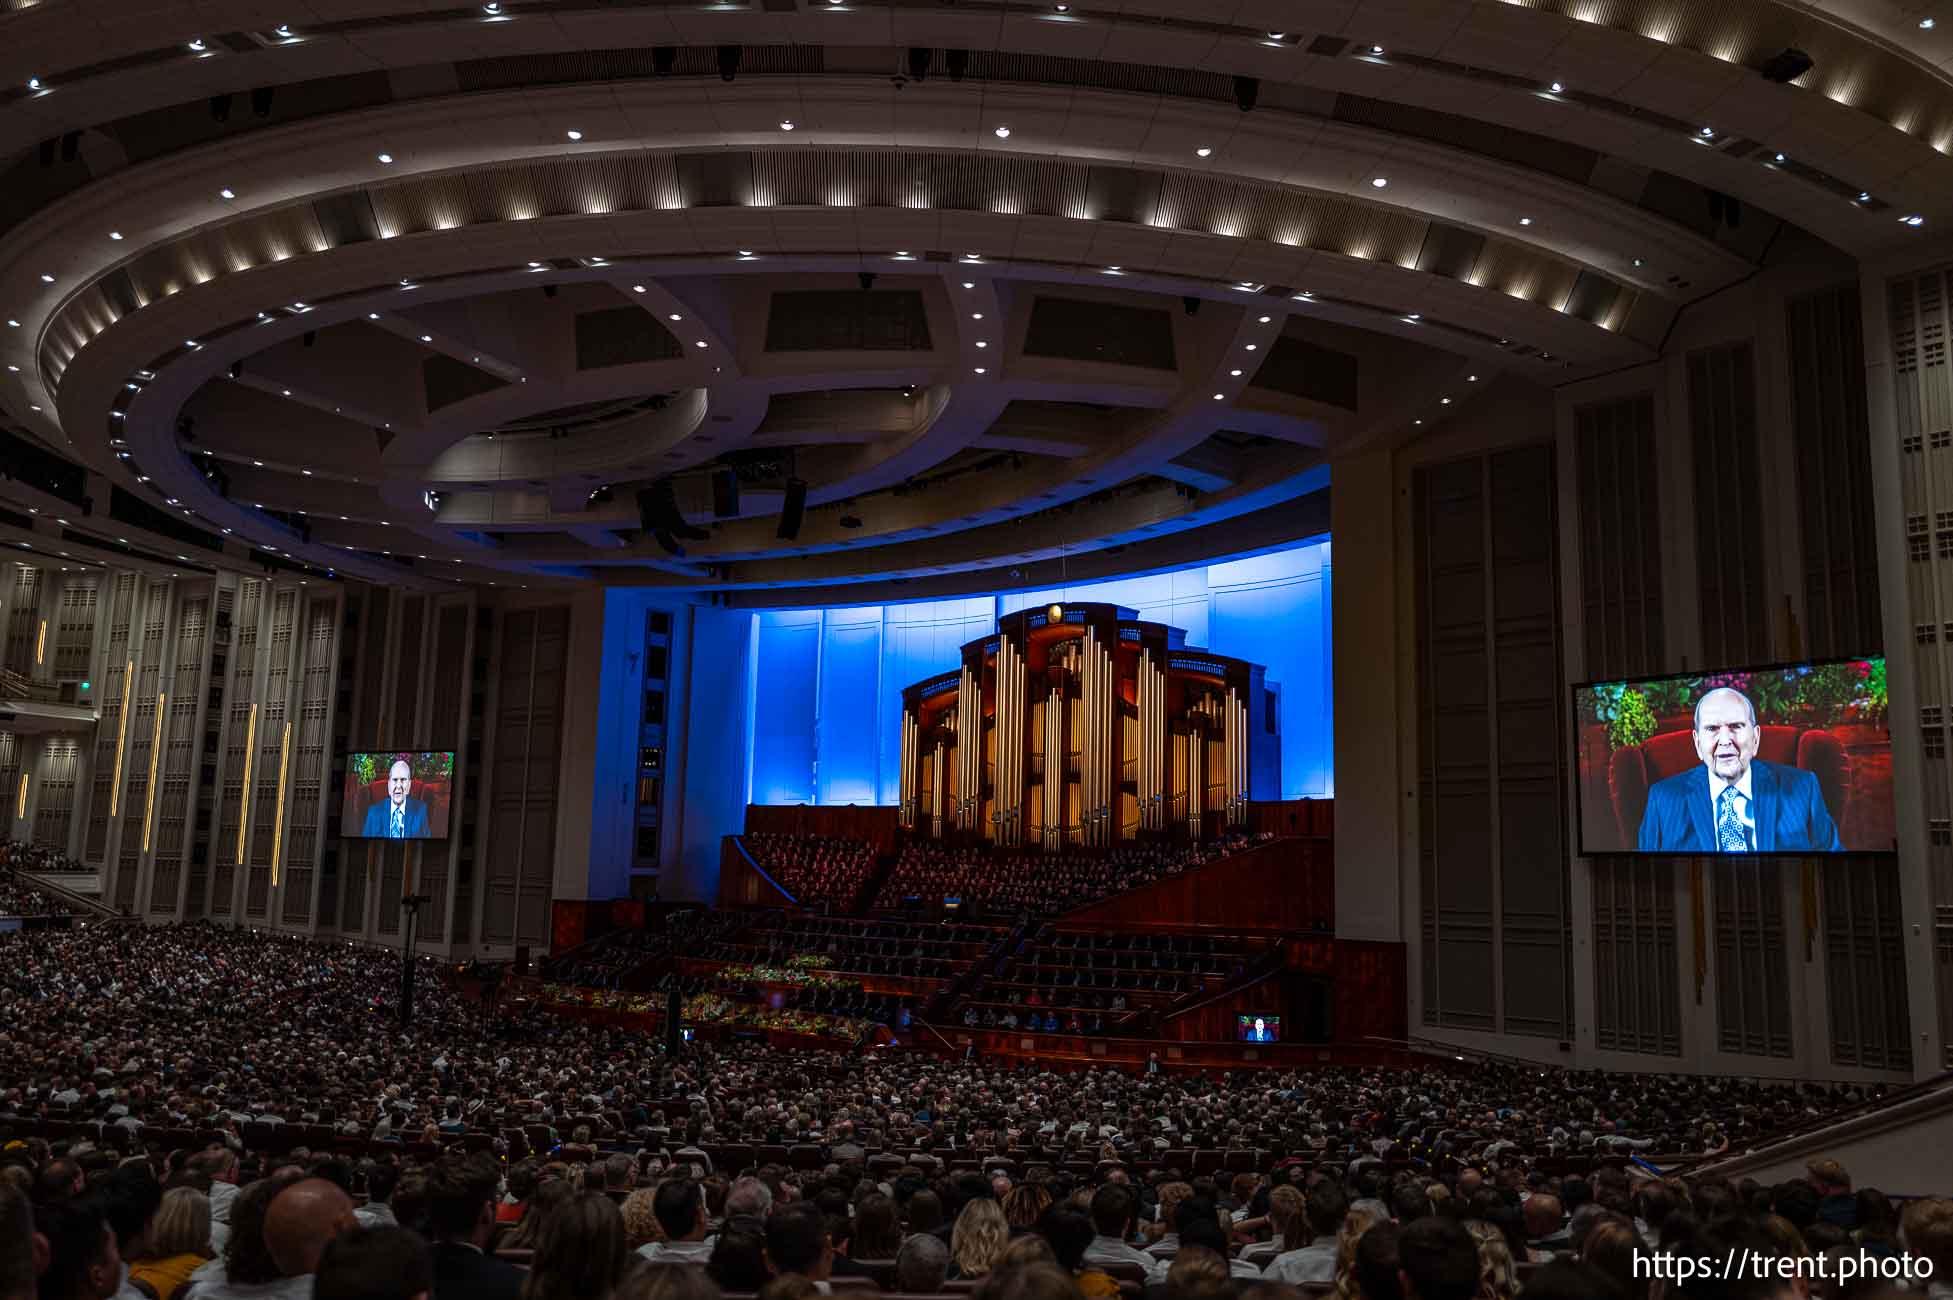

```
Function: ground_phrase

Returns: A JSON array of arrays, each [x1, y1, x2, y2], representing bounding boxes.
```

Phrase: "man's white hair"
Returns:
[[1693, 686, 1757, 731]]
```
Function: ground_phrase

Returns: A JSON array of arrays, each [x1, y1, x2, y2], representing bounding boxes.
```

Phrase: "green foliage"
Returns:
[[1606, 688, 1658, 750]]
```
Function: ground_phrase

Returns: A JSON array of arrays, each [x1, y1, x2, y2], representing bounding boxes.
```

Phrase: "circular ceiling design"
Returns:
[[0, 0, 1943, 599]]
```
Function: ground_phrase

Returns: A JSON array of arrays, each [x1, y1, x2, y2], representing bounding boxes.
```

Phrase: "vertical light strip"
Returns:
[[109, 660, 131, 816], [271, 722, 290, 886], [34, 619, 46, 666], [140, 692, 164, 851], [14, 772, 26, 821], [236, 702, 258, 862]]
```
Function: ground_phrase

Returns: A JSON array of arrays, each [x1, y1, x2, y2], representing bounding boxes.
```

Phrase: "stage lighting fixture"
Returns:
[[1182, 296, 1201, 317], [945, 49, 968, 81], [209, 93, 233, 122], [1759, 47, 1813, 83], [908, 47, 931, 80], [859, 271, 878, 291], [251, 86, 275, 117], [717, 45, 742, 82], [1233, 75, 1259, 112], [777, 477, 808, 540]]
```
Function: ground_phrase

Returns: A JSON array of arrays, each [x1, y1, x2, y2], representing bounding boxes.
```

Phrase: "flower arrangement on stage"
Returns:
[[717, 962, 860, 991], [787, 954, 833, 971], [681, 992, 871, 1041]]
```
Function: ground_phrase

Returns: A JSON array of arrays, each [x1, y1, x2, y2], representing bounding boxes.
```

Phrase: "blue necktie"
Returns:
[[391, 807, 404, 839], [1717, 787, 1748, 852]]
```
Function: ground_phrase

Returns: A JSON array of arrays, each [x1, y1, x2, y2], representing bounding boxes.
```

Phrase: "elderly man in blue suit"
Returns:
[[361, 758, 432, 839], [1636, 686, 1843, 853]]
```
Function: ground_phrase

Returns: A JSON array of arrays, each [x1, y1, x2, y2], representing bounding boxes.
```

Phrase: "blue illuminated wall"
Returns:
[[748, 539, 1332, 805]]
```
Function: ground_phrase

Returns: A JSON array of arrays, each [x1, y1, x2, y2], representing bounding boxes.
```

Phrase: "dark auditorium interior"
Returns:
[[3, 3, 1953, 1299]]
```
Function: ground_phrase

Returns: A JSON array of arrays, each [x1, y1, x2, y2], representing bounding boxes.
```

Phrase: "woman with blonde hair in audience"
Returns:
[[620, 1187, 663, 1253], [1331, 1205, 1387, 1300], [1147, 1182, 1193, 1253], [127, 1187, 214, 1300], [950, 1196, 1010, 1279], [1463, 1217, 1520, 1300], [521, 1190, 632, 1300]]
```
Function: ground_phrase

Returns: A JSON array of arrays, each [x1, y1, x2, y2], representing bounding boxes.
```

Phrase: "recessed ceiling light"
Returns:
[[220, 188, 236, 200], [5, 320, 17, 328], [527, 260, 545, 270], [962, 281, 975, 289], [253, 460, 263, 466], [419, 334, 432, 343], [282, 389, 292, 396], [668, 313, 682, 321], [377, 152, 393, 163], [1369, 45, 1384, 55], [1213, 393, 1225, 400], [1405, 313, 1421, 321], [1858, 192, 1872, 203], [1519, 217, 1534, 226], [779, 120, 795, 131], [302, 469, 313, 475], [108, 231, 123, 241], [1055, 3, 1069, 10], [633, 284, 647, 293], [1923, 16, 1937, 27], [1549, 81, 1565, 94], [483, 2, 501, 11], [695, 340, 708, 347], [1196, 147, 1212, 158], [1773, 152, 1786, 163], [1230, 369, 1243, 376], [1699, 126, 1715, 137], [975, 341, 988, 348], [974, 367, 986, 374], [1903, 214, 1927, 226], [994, 125, 1011, 138], [1245, 343, 1258, 351], [1468, 374, 1478, 382], [738, 249, 755, 257], [1441, 397, 1452, 405], [1371, 176, 1388, 188], [1258, 315, 1271, 324], [565, 129, 582, 140], [39, 274, 53, 284], [368, 312, 381, 320], [972, 313, 984, 320], [1632, 258, 1645, 267], [187, 38, 206, 52], [27, 77, 41, 91]]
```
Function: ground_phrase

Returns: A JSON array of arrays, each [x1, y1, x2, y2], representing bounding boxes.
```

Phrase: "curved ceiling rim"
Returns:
[[37, 219, 1651, 506], [14, 152, 1670, 423], [0, 0, 1947, 215], [0, 78, 1735, 359], [0, 73, 1788, 316], [56, 255, 1368, 587]]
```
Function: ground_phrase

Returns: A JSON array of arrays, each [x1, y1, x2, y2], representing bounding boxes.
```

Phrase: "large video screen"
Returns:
[[1573, 659, 1892, 855], [1238, 1014, 1281, 1043], [340, 750, 455, 841]]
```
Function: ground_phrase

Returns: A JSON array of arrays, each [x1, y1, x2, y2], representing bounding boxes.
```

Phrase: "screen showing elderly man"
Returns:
[[361, 760, 432, 840], [1636, 686, 1844, 853]]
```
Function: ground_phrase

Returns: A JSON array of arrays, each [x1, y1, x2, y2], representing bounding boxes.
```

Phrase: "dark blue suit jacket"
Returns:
[[1635, 758, 1843, 853], [361, 797, 432, 839]]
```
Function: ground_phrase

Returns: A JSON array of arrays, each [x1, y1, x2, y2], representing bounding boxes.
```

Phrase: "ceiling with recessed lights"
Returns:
[[0, 0, 1942, 599]]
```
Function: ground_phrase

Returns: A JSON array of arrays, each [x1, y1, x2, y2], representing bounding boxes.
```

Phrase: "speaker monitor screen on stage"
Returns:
[[1238, 1014, 1280, 1043], [1572, 659, 1893, 856], [341, 750, 456, 840]]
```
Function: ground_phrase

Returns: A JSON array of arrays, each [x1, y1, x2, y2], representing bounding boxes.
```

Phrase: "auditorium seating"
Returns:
[[741, 832, 881, 909], [873, 834, 1267, 916], [951, 927, 1269, 1035]]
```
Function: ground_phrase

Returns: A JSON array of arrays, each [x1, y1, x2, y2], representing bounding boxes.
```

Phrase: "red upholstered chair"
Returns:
[[1607, 725, 1847, 846], [361, 775, 452, 833]]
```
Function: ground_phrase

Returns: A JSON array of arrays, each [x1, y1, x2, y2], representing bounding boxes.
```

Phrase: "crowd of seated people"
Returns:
[[743, 834, 882, 910], [0, 869, 64, 917], [1, 1048, 1935, 1300], [690, 916, 1003, 986], [876, 835, 1262, 916], [547, 910, 767, 990], [0, 836, 90, 873]]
